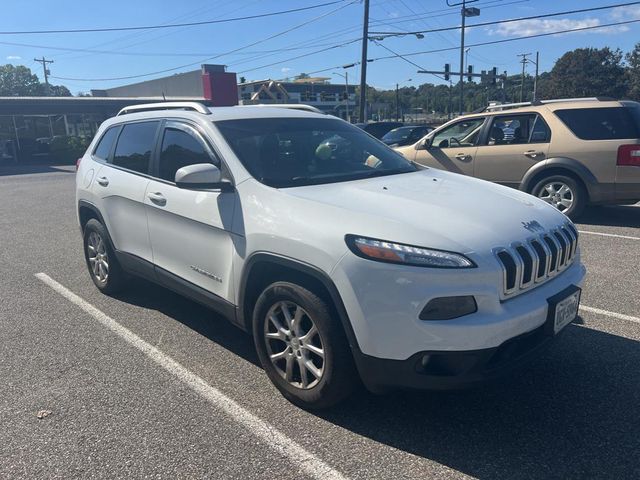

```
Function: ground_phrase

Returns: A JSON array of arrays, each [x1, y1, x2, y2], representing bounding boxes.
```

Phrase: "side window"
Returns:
[[486, 114, 548, 146], [92, 126, 119, 161], [530, 115, 551, 143], [555, 107, 640, 140], [112, 121, 159, 174], [158, 127, 213, 182], [431, 118, 485, 148]]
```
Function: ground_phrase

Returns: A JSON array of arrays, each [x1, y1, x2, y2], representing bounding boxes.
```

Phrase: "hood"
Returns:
[[284, 169, 569, 256]]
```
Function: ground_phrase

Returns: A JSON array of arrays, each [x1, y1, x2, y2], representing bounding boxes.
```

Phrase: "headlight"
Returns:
[[345, 235, 475, 268]]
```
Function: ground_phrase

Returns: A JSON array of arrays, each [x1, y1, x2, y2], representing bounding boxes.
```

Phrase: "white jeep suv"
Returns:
[[76, 102, 586, 409]]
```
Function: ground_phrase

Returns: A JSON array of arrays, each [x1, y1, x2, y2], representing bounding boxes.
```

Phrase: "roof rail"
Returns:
[[238, 103, 326, 114], [482, 97, 612, 112], [116, 102, 210, 116]]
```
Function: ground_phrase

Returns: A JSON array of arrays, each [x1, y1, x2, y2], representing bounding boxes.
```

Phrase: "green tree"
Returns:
[[538, 47, 626, 99], [625, 42, 640, 101], [0, 64, 42, 95], [0, 64, 71, 96]]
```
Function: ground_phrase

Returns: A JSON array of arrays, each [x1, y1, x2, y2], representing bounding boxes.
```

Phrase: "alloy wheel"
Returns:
[[264, 301, 325, 389], [87, 231, 109, 283], [538, 182, 574, 212]]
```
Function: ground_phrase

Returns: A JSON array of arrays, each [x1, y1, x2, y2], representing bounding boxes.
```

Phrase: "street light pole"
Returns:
[[333, 69, 351, 121]]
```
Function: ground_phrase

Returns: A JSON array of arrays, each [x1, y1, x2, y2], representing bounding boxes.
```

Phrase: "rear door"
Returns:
[[95, 121, 159, 263], [473, 113, 551, 187], [144, 121, 236, 302], [414, 117, 485, 176]]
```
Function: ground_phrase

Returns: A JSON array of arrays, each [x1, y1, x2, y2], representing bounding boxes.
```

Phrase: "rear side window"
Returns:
[[112, 121, 159, 174], [159, 128, 213, 182], [92, 126, 119, 161], [555, 107, 640, 140]]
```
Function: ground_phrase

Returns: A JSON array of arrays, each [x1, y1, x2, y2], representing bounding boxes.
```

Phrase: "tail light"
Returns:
[[76, 157, 82, 171], [617, 144, 640, 166]]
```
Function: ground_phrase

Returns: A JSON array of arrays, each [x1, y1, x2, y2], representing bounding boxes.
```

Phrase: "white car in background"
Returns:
[[76, 102, 586, 409]]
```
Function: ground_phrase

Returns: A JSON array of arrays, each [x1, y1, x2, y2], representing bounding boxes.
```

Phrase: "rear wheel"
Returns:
[[83, 218, 125, 294], [252, 281, 357, 409], [531, 175, 586, 219]]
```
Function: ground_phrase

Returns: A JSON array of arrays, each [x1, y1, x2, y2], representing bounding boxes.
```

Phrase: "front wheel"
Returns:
[[83, 218, 125, 294], [531, 175, 586, 219], [252, 282, 357, 409]]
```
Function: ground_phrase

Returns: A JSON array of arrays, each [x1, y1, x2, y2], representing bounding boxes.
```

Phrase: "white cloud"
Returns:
[[488, 17, 628, 37], [388, 11, 399, 18], [281, 67, 291, 74], [610, 5, 640, 20], [6, 55, 21, 60]]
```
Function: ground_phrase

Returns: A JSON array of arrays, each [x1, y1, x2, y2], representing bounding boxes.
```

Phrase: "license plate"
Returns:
[[547, 287, 581, 335]]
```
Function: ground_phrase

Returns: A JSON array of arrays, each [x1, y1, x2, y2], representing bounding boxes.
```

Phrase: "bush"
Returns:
[[49, 135, 91, 163]]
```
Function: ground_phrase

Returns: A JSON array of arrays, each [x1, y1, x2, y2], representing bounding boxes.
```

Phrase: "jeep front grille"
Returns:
[[494, 223, 578, 299]]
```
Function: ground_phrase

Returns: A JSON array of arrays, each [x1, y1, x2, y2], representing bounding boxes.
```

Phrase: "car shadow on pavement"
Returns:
[[0, 164, 75, 176], [579, 204, 640, 228], [319, 320, 640, 479], [111, 277, 260, 368]]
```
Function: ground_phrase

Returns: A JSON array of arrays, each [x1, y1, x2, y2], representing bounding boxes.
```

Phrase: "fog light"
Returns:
[[419, 296, 477, 320]]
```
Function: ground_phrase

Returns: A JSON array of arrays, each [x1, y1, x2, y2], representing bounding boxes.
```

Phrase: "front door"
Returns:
[[414, 117, 485, 176], [144, 121, 237, 302], [473, 113, 551, 188]]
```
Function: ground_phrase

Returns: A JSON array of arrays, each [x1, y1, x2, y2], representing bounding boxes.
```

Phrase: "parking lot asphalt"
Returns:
[[1, 164, 639, 479]]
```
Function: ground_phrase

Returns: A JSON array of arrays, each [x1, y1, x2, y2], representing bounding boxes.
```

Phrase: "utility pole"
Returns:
[[34, 56, 54, 95], [358, 0, 370, 123], [517, 52, 531, 102]]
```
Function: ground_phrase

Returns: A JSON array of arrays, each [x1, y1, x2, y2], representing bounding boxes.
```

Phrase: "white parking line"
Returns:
[[35, 273, 348, 480], [578, 230, 640, 241], [580, 305, 640, 325]]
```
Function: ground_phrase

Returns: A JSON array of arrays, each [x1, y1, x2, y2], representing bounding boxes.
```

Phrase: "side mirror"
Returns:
[[175, 163, 233, 191], [417, 136, 433, 150]]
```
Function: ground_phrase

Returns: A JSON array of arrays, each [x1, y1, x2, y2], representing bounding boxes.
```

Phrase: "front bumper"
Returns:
[[353, 322, 554, 393]]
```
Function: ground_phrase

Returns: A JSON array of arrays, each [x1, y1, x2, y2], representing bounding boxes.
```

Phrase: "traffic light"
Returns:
[[444, 63, 450, 81], [491, 67, 497, 85], [467, 65, 473, 82]]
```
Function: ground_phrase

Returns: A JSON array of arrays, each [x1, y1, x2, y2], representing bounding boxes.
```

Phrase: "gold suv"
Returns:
[[395, 98, 640, 219]]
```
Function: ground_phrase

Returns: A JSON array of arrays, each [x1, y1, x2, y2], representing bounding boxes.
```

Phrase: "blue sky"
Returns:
[[2, 0, 639, 94]]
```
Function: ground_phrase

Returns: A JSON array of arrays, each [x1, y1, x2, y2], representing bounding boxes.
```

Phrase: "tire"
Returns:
[[252, 281, 358, 409], [531, 174, 586, 220], [83, 218, 125, 294]]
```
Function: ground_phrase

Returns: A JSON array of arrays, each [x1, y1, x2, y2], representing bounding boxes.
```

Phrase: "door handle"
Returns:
[[455, 153, 471, 161], [147, 192, 167, 206], [524, 150, 544, 159], [96, 176, 109, 187]]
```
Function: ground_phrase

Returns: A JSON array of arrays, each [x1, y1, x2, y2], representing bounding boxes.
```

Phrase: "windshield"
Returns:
[[215, 117, 417, 188], [382, 127, 415, 143]]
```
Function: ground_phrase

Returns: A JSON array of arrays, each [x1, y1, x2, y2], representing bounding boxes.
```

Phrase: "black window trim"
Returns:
[[107, 119, 162, 178], [479, 112, 551, 146]]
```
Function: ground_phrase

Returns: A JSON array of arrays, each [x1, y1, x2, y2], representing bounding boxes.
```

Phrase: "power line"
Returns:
[[369, 1, 640, 36], [372, 41, 446, 81], [368, 17, 640, 62], [0, 0, 349, 35], [50, 1, 358, 82], [237, 39, 362, 74], [291, 17, 640, 83]]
